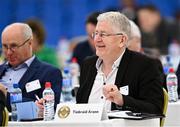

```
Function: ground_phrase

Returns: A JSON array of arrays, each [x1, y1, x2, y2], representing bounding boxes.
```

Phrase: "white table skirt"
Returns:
[[8, 118, 160, 127], [164, 100, 180, 127]]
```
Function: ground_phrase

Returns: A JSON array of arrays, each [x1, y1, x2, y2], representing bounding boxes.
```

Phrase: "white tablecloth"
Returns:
[[8, 100, 180, 127], [164, 100, 180, 127], [8, 118, 160, 127]]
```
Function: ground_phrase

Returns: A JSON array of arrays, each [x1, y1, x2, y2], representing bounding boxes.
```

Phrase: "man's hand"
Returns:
[[0, 83, 7, 97], [103, 84, 124, 106], [35, 98, 44, 118]]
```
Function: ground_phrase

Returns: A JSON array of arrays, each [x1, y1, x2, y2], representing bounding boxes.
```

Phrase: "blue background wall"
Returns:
[[0, 0, 179, 48]]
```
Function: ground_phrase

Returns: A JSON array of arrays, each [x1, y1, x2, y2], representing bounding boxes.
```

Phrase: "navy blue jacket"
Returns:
[[0, 57, 62, 111]]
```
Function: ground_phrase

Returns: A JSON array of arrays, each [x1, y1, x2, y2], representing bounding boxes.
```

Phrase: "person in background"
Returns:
[[0, 84, 7, 126], [176, 63, 180, 97], [72, 11, 101, 66], [119, 0, 138, 21], [0, 23, 62, 111], [175, 11, 180, 99], [128, 20, 166, 90], [137, 5, 179, 55], [127, 20, 141, 52], [25, 19, 60, 68], [76, 11, 164, 114]]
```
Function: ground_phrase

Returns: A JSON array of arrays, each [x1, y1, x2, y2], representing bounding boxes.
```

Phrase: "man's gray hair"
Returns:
[[2, 23, 33, 40], [97, 11, 131, 39]]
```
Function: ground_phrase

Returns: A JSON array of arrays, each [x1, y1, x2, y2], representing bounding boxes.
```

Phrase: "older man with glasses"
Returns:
[[0, 23, 62, 111], [76, 12, 164, 114]]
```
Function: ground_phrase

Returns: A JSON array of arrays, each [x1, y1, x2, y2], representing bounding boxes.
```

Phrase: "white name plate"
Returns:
[[54, 103, 103, 122]]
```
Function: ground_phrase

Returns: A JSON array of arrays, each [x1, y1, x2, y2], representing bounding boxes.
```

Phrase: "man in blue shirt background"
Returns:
[[0, 23, 62, 111]]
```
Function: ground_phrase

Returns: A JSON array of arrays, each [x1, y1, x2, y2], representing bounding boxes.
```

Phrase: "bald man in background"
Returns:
[[0, 23, 62, 111]]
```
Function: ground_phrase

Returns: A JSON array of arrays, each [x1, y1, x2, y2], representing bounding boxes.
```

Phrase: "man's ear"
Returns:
[[119, 35, 128, 48], [29, 39, 33, 46]]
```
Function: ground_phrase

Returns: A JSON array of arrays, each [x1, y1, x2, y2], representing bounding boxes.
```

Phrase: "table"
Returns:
[[8, 118, 160, 127], [8, 100, 180, 127], [164, 100, 180, 127]]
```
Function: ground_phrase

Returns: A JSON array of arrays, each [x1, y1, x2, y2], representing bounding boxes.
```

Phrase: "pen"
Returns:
[[35, 94, 40, 101]]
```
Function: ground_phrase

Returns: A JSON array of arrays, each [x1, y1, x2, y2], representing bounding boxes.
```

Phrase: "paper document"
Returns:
[[108, 110, 164, 120], [108, 111, 141, 119]]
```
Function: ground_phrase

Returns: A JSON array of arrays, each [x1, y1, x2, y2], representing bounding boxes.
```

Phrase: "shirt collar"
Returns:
[[5, 55, 35, 70], [96, 49, 126, 70], [24, 55, 35, 67]]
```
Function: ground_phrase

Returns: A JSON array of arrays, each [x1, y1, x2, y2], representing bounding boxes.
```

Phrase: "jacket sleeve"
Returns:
[[122, 59, 164, 114]]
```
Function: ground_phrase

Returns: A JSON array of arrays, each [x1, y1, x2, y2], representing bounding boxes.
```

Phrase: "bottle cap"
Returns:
[[64, 67, 69, 74], [169, 68, 174, 73], [72, 57, 78, 63], [45, 82, 51, 88], [163, 67, 169, 74], [13, 83, 19, 88]]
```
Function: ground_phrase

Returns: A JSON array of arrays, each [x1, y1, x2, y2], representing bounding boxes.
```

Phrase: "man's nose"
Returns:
[[6, 48, 13, 55]]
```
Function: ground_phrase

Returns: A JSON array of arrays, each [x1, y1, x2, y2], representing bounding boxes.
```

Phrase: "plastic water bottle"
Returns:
[[69, 57, 80, 97], [61, 67, 73, 102], [166, 68, 178, 102], [43, 82, 55, 121], [10, 83, 22, 121], [163, 55, 173, 75]]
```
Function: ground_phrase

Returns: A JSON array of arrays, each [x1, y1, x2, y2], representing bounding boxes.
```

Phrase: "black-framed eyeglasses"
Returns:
[[2, 37, 31, 52], [92, 32, 123, 39]]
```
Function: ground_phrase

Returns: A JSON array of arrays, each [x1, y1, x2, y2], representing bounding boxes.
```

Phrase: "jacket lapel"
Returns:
[[19, 57, 40, 90], [0, 65, 7, 78], [78, 56, 98, 103], [115, 49, 131, 88], [84, 65, 97, 102]]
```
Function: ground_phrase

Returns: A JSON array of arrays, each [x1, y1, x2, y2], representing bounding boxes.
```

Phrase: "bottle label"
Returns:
[[44, 94, 54, 101], [167, 81, 177, 86], [63, 79, 71, 86], [10, 93, 22, 103], [167, 77, 177, 86]]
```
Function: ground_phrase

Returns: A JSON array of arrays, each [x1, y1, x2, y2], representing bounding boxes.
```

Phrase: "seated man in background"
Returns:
[[127, 20, 142, 52], [0, 84, 7, 126], [72, 11, 101, 66], [137, 5, 179, 55], [76, 11, 164, 114], [0, 23, 62, 111]]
